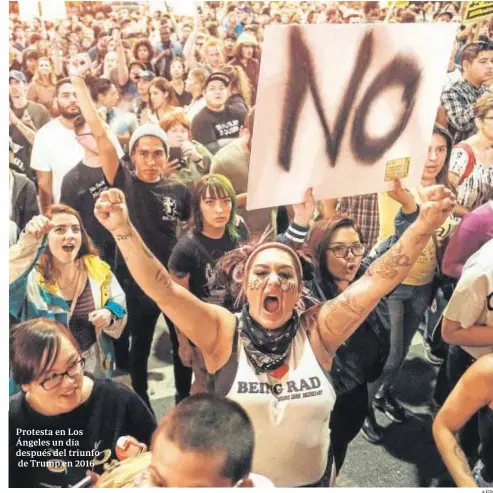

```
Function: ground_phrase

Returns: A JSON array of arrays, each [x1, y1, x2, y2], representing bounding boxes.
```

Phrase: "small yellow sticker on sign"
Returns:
[[464, 1, 493, 24], [384, 157, 410, 182]]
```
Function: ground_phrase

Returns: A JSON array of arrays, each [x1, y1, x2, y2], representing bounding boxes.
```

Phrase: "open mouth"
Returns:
[[62, 245, 76, 253], [263, 295, 280, 314]]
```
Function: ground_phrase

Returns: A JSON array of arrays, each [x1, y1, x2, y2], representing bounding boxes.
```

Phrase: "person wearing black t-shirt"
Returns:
[[169, 174, 249, 393], [60, 115, 116, 268], [68, 60, 192, 409], [191, 72, 245, 155], [9, 319, 156, 489]]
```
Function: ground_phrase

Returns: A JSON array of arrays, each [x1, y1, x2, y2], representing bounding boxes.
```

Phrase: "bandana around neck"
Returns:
[[239, 304, 299, 374]]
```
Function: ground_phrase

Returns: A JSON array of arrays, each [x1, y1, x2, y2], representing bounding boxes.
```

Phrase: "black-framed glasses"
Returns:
[[328, 243, 366, 259], [39, 358, 85, 391]]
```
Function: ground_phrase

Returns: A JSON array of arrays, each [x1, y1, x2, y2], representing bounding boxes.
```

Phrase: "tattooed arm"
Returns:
[[315, 185, 456, 355], [433, 355, 493, 487], [94, 189, 236, 371]]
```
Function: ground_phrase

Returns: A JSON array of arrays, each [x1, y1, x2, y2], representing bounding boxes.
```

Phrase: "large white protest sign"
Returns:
[[40, 0, 67, 20], [18, 0, 41, 21], [246, 24, 457, 211]]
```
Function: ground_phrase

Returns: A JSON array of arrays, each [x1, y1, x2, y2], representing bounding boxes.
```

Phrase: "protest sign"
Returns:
[[40, 0, 67, 20], [17, 0, 40, 21], [247, 24, 457, 211], [463, 1, 493, 24]]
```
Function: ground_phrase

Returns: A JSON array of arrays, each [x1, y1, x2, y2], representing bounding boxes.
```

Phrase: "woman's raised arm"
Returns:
[[94, 189, 236, 368], [316, 185, 456, 355]]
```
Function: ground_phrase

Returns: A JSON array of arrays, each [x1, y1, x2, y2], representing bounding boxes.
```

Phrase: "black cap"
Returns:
[[204, 72, 231, 89]]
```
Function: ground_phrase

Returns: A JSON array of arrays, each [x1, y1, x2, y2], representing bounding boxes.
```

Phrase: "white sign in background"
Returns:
[[247, 24, 458, 211]]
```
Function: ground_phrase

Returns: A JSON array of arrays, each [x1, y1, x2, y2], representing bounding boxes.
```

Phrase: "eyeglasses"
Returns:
[[328, 243, 366, 258], [39, 357, 85, 391]]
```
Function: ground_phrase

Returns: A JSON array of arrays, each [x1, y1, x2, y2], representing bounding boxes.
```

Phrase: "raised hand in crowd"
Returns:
[[23, 214, 54, 239]]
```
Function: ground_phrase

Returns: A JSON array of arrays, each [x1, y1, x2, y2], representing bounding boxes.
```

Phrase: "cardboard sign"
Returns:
[[246, 24, 457, 211], [463, 1, 493, 24]]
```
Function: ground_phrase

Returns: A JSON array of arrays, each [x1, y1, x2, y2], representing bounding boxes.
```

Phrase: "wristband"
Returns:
[[285, 221, 310, 244]]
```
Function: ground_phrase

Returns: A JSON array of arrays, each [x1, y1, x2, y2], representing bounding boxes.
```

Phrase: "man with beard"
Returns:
[[9, 70, 49, 184], [31, 74, 124, 213]]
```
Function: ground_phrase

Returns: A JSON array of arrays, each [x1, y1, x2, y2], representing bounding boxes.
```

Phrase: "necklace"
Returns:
[[56, 265, 81, 292]]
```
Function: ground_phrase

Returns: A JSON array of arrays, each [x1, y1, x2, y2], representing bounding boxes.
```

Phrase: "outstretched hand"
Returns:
[[387, 179, 416, 214], [418, 185, 456, 233], [68, 53, 92, 78], [292, 188, 316, 227], [94, 189, 131, 234]]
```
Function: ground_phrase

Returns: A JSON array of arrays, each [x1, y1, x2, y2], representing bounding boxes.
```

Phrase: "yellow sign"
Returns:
[[463, 1, 493, 24], [388, 1, 409, 8], [384, 157, 410, 182]]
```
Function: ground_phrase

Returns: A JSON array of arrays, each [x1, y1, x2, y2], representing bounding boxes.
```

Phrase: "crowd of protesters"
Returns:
[[8, 0, 493, 488]]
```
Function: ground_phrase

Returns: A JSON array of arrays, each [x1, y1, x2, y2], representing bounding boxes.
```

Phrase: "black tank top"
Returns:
[[479, 405, 493, 479]]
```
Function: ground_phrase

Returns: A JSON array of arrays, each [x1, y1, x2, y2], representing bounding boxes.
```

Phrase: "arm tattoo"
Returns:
[[453, 442, 474, 479], [365, 242, 411, 280], [115, 232, 133, 241], [155, 268, 172, 290], [411, 233, 431, 245], [321, 291, 366, 339]]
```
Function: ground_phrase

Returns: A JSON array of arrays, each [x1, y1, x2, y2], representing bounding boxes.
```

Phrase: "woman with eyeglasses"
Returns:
[[9, 206, 126, 392], [93, 182, 455, 486], [9, 318, 157, 488], [281, 182, 419, 474]]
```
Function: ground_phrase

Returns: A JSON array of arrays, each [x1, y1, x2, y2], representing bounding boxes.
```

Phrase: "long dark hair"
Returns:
[[309, 216, 364, 300], [432, 123, 453, 190]]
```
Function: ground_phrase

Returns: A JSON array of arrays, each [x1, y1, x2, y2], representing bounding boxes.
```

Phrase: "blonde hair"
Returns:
[[32, 57, 57, 86], [222, 65, 252, 108], [201, 37, 224, 65], [474, 93, 493, 120]]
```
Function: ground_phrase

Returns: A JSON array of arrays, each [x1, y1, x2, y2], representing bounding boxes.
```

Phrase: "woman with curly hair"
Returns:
[[132, 38, 156, 73]]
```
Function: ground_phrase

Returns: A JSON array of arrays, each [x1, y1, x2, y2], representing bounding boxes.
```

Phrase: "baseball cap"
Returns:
[[129, 123, 169, 156], [204, 72, 231, 90], [135, 70, 156, 82], [9, 70, 26, 83]]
